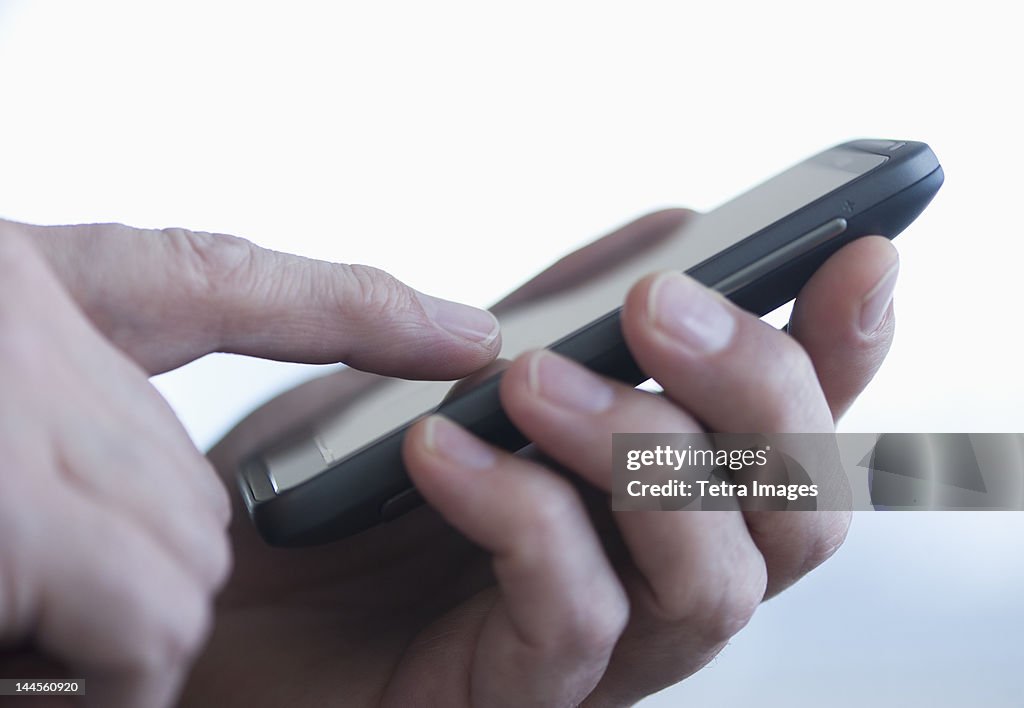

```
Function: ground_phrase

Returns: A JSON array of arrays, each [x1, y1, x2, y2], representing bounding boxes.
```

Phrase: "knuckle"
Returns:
[[334, 263, 416, 321], [204, 528, 233, 591], [803, 511, 851, 573], [695, 568, 766, 645], [519, 476, 580, 543], [136, 586, 212, 672], [509, 476, 629, 658], [756, 336, 821, 428], [99, 519, 215, 672], [561, 588, 630, 659], [647, 558, 766, 646], [209, 476, 234, 529], [774, 335, 818, 390], [191, 454, 233, 529], [709, 581, 764, 644], [88, 221, 138, 239], [157, 227, 257, 302], [655, 585, 756, 648]]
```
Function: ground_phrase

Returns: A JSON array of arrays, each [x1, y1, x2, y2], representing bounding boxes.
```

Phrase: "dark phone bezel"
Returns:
[[241, 139, 943, 546]]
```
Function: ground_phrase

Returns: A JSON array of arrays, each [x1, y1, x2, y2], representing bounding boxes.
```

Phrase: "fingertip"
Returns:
[[415, 292, 502, 350], [620, 270, 671, 342], [802, 236, 899, 302], [789, 236, 901, 419], [621, 270, 744, 365], [404, 416, 540, 552], [213, 256, 504, 378], [848, 236, 900, 302], [403, 417, 457, 513], [424, 415, 498, 470], [404, 416, 497, 500], [791, 236, 900, 342], [402, 416, 439, 483], [859, 260, 899, 337], [497, 349, 540, 405], [371, 295, 502, 380]]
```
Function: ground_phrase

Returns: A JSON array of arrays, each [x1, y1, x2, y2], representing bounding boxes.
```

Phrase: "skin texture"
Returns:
[[0, 218, 502, 708], [0, 210, 898, 707]]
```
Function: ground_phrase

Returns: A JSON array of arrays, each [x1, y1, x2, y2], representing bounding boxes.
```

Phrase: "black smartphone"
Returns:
[[240, 139, 943, 546]]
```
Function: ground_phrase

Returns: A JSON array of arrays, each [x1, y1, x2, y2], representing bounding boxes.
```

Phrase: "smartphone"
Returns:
[[240, 139, 943, 546]]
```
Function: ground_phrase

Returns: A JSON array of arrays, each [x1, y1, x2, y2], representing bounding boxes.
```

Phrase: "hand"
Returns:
[[186, 210, 898, 706], [0, 219, 501, 707]]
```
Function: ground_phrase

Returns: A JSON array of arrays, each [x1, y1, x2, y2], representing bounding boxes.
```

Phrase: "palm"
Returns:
[[183, 369, 515, 706], [186, 353, 634, 708], [192, 491, 500, 704]]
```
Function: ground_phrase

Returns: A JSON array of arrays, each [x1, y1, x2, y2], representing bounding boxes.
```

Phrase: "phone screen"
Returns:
[[262, 147, 887, 493]]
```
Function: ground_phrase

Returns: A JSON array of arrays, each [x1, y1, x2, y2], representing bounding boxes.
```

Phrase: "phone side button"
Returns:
[[715, 217, 847, 296], [380, 487, 424, 521]]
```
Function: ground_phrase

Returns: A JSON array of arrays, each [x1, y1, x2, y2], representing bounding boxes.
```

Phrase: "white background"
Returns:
[[1, 1, 1021, 705]]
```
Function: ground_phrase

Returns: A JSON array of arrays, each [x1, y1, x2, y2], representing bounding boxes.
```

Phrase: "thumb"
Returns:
[[8, 220, 500, 377]]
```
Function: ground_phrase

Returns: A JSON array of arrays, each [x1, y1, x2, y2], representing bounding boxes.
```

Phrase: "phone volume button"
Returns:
[[714, 217, 848, 297]]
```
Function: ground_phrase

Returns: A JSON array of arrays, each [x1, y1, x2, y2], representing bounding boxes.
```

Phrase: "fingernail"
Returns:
[[860, 261, 899, 334], [417, 293, 500, 346], [423, 416, 497, 469], [647, 272, 734, 354], [527, 350, 615, 413]]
